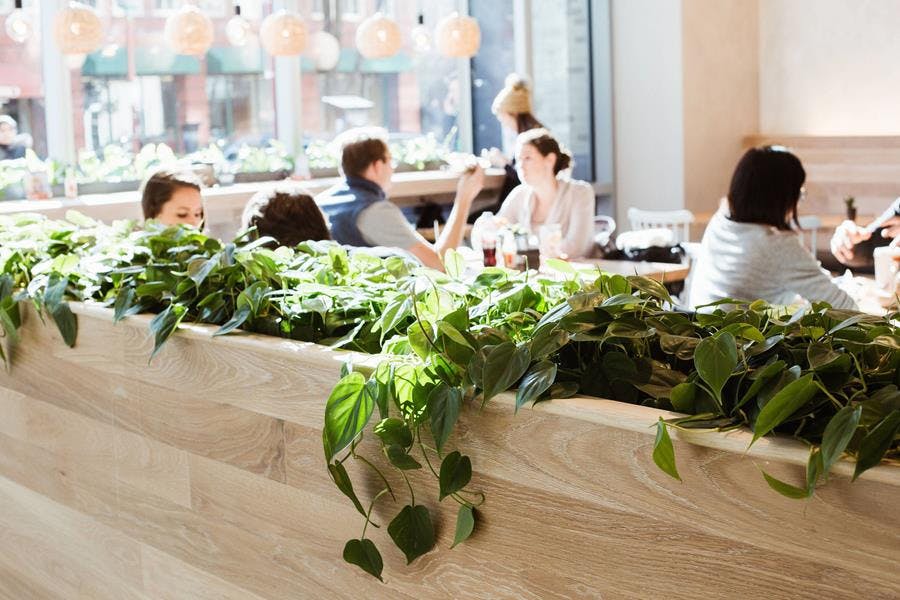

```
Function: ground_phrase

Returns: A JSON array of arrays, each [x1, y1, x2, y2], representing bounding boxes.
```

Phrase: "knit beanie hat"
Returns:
[[491, 73, 533, 116]]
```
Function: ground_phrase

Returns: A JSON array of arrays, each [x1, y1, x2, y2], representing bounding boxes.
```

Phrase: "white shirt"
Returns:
[[687, 208, 857, 310], [497, 177, 596, 259]]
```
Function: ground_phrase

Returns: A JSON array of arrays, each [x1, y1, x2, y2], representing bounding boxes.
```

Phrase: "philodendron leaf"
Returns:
[[439, 451, 472, 500], [761, 470, 810, 499], [443, 248, 466, 279], [113, 287, 136, 322], [819, 405, 862, 475], [515, 360, 557, 412], [481, 341, 531, 403], [751, 374, 818, 446], [428, 383, 462, 454], [212, 304, 251, 337], [343, 538, 383, 581], [327, 462, 367, 519], [148, 303, 186, 359], [50, 302, 77, 348], [652, 418, 681, 481], [452, 505, 475, 548], [694, 332, 737, 404], [323, 372, 374, 462], [853, 410, 900, 481], [374, 417, 413, 448], [387, 504, 435, 564], [386, 445, 422, 470], [735, 360, 786, 412]]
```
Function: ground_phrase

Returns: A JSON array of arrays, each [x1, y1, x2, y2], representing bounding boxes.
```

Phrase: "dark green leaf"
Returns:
[[751, 374, 818, 445], [481, 341, 531, 402], [323, 372, 374, 461], [212, 304, 251, 337], [386, 445, 422, 470], [694, 332, 738, 403], [853, 410, 900, 481], [50, 303, 77, 348], [451, 504, 475, 549], [670, 382, 697, 413], [735, 360, 786, 411], [428, 383, 462, 454], [327, 462, 367, 518], [342, 538, 383, 581], [529, 327, 570, 359], [387, 505, 435, 564], [439, 451, 472, 500], [652, 418, 681, 481], [820, 405, 862, 474], [761, 470, 811, 499], [374, 417, 412, 448], [515, 360, 557, 412]]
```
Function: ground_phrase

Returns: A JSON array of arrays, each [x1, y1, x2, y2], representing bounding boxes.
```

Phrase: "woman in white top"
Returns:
[[688, 146, 856, 310], [496, 129, 595, 259]]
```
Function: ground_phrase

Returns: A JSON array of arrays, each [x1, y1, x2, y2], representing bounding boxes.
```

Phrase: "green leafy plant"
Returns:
[[0, 213, 897, 583]]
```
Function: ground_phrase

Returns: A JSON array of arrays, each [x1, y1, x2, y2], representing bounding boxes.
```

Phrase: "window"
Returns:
[[470, 0, 515, 155], [0, 0, 46, 159]]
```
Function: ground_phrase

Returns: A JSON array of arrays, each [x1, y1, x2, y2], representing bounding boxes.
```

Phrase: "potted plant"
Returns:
[[845, 196, 857, 222]]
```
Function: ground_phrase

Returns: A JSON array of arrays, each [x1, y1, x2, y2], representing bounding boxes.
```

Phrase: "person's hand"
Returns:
[[879, 215, 900, 243], [456, 164, 484, 205], [831, 220, 871, 263]]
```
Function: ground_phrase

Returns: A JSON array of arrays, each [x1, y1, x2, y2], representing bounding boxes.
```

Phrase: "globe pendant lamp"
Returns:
[[309, 30, 340, 71], [164, 4, 214, 56], [410, 13, 431, 54], [225, 4, 253, 47], [435, 12, 480, 58], [355, 12, 401, 59], [53, 2, 104, 68], [4, 0, 32, 44], [260, 9, 307, 56]]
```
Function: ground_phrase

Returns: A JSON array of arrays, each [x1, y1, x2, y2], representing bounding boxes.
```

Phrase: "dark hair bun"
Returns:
[[555, 151, 572, 174]]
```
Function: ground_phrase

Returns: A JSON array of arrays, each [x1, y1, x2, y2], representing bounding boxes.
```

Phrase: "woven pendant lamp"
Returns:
[[355, 12, 401, 59], [435, 12, 480, 58], [53, 2, 103, 56], [260, 9, 307, 56], [4, 0, 33, 44], [309, 30, 341, 71], [164, 4, 214, 56]]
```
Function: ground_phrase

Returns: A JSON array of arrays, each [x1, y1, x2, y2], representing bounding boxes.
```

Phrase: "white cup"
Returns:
[[873, 246, 900, 290]]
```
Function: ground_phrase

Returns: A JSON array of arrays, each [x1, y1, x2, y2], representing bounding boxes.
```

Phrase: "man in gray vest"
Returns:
[[319, 127, 483, 271]]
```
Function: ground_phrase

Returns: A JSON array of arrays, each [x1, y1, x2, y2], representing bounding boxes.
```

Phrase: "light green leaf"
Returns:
[[751, 374, 817, 445], [694, 332, 738, 403], [451, 505, 475, 549], [323, 372, 374, 462], [652, 418, 681, 481], [819, 405, 862, 475]]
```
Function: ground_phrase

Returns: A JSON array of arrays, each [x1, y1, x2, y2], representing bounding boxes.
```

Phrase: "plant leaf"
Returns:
[[751, 374, 817, 445], [481, 341, 531, 402], [327, 462, 367, 519], [451, 505, 475, 548], [148, 304, 186, 359], [439, 451, 472, 500], [853, 410, 900, 481], [323, 372, 374, 462], [386, 445, 422, 470], [374, 417, 413, 448], [428, 383, 462, 454], [694, 332, 737, 404], [515, 360, 557, 412], [212, 304, 251, 337], [820, 405, 862, 475], [342, 538, 383, 581], [387, 504, 435, 564], [761, 470, 810, 499], [652, 418, 681, 481]]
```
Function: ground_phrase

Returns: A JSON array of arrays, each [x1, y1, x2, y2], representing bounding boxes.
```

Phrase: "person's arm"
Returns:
[[831, 198, 900, 263], [432, 165, 484, 257], [782, 237, 858, 310]]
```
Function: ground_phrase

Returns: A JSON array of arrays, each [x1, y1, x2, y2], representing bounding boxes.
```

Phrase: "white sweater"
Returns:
[[497, 177, 596, 259], [687, 208, 857, 310]]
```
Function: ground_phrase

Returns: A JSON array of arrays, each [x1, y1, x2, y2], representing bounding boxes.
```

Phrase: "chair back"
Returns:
[[627, 208, 695, 244]]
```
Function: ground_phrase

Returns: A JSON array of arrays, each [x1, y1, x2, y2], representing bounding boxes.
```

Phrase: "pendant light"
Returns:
[[309, 30, 341, 71], [5, 0, 33, 45], [53, 2, 104, 66], [164, 3, 214, 56], [355, 12, 401, 59], [225, 4, 253, 47], [260, 9, 307, 56], [410, 13, 431, 54], [435, 12, 480, 58]]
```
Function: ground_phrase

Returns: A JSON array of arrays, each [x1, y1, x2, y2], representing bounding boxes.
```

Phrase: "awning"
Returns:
[[206, 46, 264, 75], [82, 47, 128, 77], [135, 49, 201, 76], [301, 48, 413, 74]]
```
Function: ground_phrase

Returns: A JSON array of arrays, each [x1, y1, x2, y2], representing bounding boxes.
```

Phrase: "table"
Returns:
[[573, 258, 691, 283]]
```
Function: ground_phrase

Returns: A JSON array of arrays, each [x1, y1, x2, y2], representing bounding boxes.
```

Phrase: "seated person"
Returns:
[[495, 129, 595, 259], [0, 115, 27, 160], [240, 187, 331, 247], [687, 146, 856, 310], [318, 127, 483, 271], [830, 198, 900, 267], [141, 168, 204, 228]]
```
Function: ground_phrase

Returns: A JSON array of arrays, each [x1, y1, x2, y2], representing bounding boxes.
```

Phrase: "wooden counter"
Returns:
[[0, 304, 897, 599], [0, 168, 507, 240]]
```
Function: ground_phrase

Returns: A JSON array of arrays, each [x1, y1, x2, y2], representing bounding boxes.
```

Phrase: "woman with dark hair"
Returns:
[[141, 168, 204, 228], [493, 128, 595, 259], [687, 146, 856, 309], [240, 187, 331, 248]]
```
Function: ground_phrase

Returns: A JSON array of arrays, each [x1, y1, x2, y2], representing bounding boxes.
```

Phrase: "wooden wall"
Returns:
[[0, 304, 897, 599]]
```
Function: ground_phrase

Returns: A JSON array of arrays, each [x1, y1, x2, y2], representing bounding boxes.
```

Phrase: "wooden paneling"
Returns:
[[0, 303, 897, 599]]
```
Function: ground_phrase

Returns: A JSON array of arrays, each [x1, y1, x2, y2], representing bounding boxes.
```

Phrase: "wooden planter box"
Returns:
[[0, 304, 897, 599]]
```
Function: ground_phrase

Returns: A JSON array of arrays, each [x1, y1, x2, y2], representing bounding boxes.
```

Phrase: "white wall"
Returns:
[[760, 0, 900, 135], [611, 0, 685, 226]]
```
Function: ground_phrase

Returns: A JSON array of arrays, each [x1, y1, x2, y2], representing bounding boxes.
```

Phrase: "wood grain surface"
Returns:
[[0, 303, 896, 599]]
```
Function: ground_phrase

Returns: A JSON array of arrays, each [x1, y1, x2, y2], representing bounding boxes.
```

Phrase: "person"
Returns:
[[494, 128, 595, 259], [0, 115, 27, 160], [830, 198, 900, 267], [471, 74, 545, 222], [140, 168, 205, 228], [317, 127, 483, 271], [687, 146, 856, 310], [240, 186, 331, 248]]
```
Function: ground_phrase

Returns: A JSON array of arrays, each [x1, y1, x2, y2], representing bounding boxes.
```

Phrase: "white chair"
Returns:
[[627, 208, 695, 244], [796, 215, 821, 254]]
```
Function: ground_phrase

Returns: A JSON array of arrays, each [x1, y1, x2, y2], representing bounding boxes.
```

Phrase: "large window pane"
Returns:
[[0, 0, 46, 159], [470, 0, 515, 155]]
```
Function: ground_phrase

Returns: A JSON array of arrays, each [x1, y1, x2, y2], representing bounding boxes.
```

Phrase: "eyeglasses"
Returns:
[[799, 186, 807, 201]]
